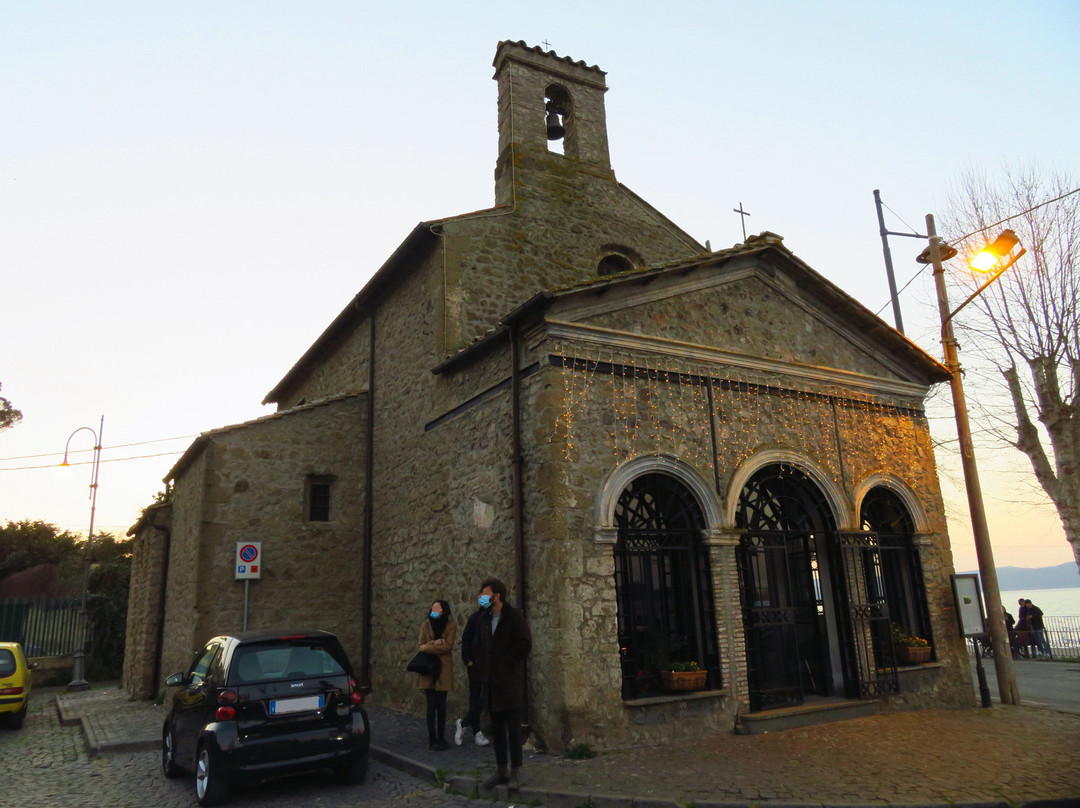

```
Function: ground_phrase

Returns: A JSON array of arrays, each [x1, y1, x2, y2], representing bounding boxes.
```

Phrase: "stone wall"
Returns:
[[122, 502, 171, 699]]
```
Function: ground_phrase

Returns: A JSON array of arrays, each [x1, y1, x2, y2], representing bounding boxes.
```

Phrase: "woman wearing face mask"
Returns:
[[417, 599, 455, 750]]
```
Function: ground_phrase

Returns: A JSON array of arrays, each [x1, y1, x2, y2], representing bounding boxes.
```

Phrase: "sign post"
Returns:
[[952, 573, 991, 708], [235, 542, 262, 631]]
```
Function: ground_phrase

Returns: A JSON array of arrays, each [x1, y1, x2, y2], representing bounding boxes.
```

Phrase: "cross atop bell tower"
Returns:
[[492, 41, 613, 206]]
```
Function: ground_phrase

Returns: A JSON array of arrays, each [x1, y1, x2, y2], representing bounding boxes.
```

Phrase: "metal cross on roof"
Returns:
[[734, 202, 751, 241]]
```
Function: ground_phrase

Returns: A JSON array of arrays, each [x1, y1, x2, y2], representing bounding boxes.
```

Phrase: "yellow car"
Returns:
[[0, 642, 33, 729]]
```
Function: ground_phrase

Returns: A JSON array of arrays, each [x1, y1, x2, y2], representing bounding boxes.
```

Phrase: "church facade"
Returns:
[[124, 41, 975, 750]]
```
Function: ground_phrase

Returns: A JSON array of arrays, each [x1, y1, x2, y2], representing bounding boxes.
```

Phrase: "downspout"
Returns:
[[361, 311, 376, 692], [509, 324, 528, 726]]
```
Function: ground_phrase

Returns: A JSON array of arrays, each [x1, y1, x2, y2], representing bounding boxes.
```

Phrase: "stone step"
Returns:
[[738, 698, 880, 735]]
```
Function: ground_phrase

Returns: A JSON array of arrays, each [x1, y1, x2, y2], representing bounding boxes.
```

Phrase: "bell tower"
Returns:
[[492, 41, 614, 206]]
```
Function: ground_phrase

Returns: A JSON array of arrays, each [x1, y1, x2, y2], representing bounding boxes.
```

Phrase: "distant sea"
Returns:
[[999, 587, 1080, 618]]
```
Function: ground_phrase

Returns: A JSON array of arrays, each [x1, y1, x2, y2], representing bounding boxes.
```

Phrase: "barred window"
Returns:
[[306, 476, 334, 522]]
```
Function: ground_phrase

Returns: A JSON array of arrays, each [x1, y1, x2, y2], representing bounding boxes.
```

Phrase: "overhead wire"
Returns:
[[0, 450, 186, 472], [872, 187, 1080, 320]]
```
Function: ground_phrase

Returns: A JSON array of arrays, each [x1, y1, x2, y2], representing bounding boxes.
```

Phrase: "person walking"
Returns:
[[1025, 599, 1050, 658], [455, 605, 490, 747], [473, 577, 532, 791], [416, 599, 455, 751]]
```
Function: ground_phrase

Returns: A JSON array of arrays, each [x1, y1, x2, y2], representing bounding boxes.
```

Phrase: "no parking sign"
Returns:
[[235, 542, 262, 580]]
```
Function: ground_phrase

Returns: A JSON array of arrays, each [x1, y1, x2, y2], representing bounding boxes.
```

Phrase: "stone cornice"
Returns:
[[543, 319, 930, 400]]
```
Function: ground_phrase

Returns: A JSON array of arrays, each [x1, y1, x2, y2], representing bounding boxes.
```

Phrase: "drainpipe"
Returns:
[[510, 326, 526, 613], [509, 324, 529, 727], [361, 311, 376, 691]]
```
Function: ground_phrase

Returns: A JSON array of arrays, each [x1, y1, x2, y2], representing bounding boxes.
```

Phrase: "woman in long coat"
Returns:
[[417, 599, 456, 750]]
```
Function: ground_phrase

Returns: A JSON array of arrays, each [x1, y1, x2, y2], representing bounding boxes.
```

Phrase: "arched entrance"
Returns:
[[735, 463, 839, 710], [860, 486, 932, 654], [613, 472, 720, 700], [736, 464, 908, 711]]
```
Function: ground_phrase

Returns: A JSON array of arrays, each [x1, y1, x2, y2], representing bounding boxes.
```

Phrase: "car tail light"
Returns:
[[349, 677, 364, 705], [218, 689, 238, 705], [0, 686, 24, 696], [216, 706, 236, 720]]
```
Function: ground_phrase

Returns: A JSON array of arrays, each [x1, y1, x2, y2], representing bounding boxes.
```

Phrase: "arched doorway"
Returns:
[[613, 472, 720, 699], [735, 463, 839, 710], [860, 487, 932, 654]]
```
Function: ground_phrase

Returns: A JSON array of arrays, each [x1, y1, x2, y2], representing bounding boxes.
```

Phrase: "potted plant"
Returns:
[[661, 660, 707, 691], [891, 622, 932, 664]]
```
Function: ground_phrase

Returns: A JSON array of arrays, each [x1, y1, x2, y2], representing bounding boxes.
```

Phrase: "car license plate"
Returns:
[[269, 694, 324, 715]]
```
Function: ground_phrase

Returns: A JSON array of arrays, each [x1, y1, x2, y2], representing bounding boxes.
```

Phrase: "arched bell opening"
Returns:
[[544, 84, 572, 155]]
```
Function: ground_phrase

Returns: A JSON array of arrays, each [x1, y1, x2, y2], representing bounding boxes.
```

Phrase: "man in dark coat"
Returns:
[[473, 577, 532, 791], [454, 606, 490, 746]]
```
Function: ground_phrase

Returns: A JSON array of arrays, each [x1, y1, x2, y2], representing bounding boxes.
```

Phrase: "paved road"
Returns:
[[1, 691, 511, 808], [971, 656, 1080, 713]]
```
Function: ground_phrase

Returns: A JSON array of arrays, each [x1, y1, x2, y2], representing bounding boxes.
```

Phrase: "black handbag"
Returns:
[[407, 651, 441, 678]]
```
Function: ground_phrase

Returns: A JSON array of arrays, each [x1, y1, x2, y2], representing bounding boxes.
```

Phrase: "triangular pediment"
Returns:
[[536, 243, 947, 394]]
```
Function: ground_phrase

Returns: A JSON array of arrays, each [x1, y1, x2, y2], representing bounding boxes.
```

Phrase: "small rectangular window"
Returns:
[[306, 476, 333, 522]]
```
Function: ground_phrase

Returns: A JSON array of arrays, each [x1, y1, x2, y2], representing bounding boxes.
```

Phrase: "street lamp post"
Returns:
[[61, 415, 104, 691], [923, 214, 1021, 705]]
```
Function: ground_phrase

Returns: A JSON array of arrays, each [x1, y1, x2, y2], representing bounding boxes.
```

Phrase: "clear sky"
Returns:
[[2, 1, 1078, 573]]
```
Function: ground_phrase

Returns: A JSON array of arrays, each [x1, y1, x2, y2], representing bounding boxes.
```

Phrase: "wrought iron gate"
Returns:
[[738, 531, 828, 710], [836, 531, 899, 697]]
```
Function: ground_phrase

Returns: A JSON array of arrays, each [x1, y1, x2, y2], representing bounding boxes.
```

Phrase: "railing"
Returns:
[[1045, 615, 1080, 658], [0, 597, 82, 657], [968, 615, 1080, 660]]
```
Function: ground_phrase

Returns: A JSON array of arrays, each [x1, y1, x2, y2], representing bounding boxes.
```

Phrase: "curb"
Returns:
[[370, 743, 1078, 808]]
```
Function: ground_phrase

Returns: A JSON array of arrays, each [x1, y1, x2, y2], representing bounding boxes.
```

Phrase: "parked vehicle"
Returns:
[[161, 629, 369, 806], [0, 641, 34, 729]]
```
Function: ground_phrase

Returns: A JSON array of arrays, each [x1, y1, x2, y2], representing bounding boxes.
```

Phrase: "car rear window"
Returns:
[[232, 643, 347, 684], [0, 650, 15, 677]]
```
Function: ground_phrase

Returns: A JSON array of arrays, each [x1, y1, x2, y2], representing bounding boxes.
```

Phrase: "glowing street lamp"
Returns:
[[60, 415, 103, 691], [916, 217, 1023, 706]]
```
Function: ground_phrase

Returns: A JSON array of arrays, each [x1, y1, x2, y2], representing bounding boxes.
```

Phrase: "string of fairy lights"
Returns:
[[550, 350, 925, 493]]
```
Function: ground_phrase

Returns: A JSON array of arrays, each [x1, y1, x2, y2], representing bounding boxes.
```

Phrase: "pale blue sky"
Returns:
[[2, 1, 1078, 570]]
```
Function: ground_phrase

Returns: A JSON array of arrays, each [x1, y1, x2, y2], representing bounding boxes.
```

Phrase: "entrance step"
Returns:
[[738, 698, 879, 735]]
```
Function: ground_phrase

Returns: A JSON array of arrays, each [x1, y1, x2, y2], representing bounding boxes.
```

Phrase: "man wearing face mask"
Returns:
[[473, 577, 532, 792], [454, 603, 491, 747]]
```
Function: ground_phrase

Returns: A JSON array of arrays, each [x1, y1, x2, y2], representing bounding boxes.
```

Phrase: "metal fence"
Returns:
[[0, 597, 82, 657], [1045, 615, 1080, 658], [969, 615, 1080, 660]]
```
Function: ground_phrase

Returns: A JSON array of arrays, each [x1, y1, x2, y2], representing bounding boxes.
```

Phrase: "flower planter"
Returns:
[[661, 669, 707, 691], [896, 645, 932, 665]]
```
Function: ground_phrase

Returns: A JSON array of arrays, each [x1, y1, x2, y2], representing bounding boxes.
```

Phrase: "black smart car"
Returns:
[[161, 629, 370, 806]]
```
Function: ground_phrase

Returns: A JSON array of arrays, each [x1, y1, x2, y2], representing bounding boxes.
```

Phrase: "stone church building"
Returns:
[[124, 41, 974, 749]]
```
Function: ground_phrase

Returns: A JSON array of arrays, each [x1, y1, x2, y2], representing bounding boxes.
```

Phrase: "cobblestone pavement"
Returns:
[[2, 687, 512, 808], [6, 683, 1080, 808]]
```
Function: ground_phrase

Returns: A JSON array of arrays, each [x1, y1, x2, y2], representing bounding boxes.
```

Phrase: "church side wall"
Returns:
[[363, 250, 522, 716], [274, 325, 371, 409]]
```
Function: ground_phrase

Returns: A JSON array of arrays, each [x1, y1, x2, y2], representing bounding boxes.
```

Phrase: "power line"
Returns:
[[0, 433, 200, 462], [873, 186, 1080, 319], [954, 186, 1080, 243], [0, 450, 185, 472]]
